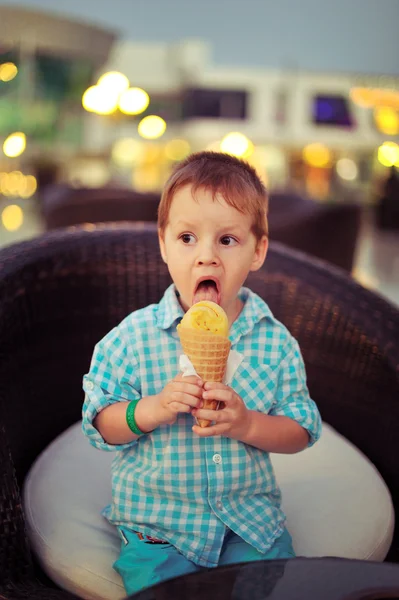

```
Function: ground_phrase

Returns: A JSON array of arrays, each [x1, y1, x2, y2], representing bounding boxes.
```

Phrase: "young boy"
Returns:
[[82, 151, 322, 596]]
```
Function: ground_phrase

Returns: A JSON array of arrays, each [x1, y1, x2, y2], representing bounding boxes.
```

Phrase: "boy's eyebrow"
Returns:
[[175, 220, 245, 233], [175, 220, 196, 228]]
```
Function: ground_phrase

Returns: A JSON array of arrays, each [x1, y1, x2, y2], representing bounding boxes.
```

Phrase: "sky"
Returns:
[[1, 0, 399, 76]]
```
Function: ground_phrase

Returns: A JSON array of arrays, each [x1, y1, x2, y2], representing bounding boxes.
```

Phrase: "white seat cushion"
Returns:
[[23, 421, 394, 600]]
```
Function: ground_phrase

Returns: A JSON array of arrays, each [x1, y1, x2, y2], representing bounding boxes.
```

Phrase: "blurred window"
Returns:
[[182, 88, 248, 119], [312, 94, 355, 128]]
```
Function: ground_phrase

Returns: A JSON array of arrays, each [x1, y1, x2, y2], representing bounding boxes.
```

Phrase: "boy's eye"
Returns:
[[180, 233, 195, 244], [220, 236, 237, 246]]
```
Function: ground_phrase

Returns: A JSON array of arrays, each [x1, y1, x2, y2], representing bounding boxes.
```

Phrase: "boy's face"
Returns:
[[159, 184, 268, 325]]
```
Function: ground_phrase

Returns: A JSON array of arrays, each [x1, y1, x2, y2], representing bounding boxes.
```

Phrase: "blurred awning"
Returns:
[[0, 6, 117, 66]]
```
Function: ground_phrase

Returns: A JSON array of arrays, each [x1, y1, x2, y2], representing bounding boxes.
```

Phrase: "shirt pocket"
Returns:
[[231, 358, 279, 413]]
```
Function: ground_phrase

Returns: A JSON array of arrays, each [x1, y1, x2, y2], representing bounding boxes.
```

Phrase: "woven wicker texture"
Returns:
[[0, 222, 398, 598]]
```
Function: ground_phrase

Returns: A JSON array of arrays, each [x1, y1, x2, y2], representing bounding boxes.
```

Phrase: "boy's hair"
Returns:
[[158, 151, 268, 240]]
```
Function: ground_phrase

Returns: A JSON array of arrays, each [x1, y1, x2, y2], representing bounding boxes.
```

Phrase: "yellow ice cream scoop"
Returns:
[[179, 300, 229, 337]]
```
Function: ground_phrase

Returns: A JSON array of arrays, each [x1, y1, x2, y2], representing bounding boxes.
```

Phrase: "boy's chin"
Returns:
[[175, 291, 190, 312]]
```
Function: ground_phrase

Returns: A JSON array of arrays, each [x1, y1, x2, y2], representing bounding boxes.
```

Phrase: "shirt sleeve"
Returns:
[[82, 322, 142, 451], [269, 335, 322, 447]]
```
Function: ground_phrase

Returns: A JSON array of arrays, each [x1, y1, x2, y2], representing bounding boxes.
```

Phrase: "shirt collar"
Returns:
[[229, 287, 274, 345], [156, 284, 185, 330], [156, 284, 274, 342]]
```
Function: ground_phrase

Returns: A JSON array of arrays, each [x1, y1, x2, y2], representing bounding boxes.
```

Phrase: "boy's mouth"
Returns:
[[192, 278, 221, 305]]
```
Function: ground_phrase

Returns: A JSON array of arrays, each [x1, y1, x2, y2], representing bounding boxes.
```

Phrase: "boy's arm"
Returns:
[[93, 398, 157, 445], [93, 393, 169, 444], [236, 336, 320, 451], [82, 324, 143, 451], [194, 335, 321, 451], [264, 336, 322, 450], [83, 323, 204, 447], [236, 412, 310, 454]]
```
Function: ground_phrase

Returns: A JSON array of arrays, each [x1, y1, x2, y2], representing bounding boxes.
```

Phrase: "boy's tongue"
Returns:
[[193, 281, 219, 304]]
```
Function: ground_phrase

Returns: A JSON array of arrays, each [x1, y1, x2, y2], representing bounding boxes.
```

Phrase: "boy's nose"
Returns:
[[195, 244, 219, 266]]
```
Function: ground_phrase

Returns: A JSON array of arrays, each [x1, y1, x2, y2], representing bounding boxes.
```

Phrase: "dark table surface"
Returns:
[[128, 557, 399, 600]]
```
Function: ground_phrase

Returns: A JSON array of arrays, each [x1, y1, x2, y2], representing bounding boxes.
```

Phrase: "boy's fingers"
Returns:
[[192, 423, 226, 437], [203, 381, 228, 391], [169, 402, 192, 414], [175, 374, 203, 386], [202, 389, 233, 403], [178, 383, 203, 398], [171, 379, 203, 397], [193, 408, 222, 422], [172, 391, 201, 407]]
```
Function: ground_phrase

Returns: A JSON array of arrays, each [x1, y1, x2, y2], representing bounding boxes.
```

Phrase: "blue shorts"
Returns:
[[114, 527, 295, 596]]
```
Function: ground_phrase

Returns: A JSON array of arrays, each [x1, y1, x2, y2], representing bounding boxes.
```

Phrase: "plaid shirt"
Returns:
[[82, 284, 322, 567]]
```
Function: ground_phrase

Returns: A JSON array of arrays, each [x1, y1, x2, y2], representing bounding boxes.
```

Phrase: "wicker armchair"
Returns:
[[41, 186, 361, 272], [41, 186, 160, 230], [268, 192, 362, 272], [0, 223, 398, 599]]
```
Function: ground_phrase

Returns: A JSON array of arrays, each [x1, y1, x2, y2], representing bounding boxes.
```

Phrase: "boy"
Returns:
[[82, 151, 322, 596]]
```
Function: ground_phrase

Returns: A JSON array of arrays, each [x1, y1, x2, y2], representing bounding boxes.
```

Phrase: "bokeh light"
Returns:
[[82, 85, 119, 115], [336, 158, 358, 181], [220, 132, 254, 158], [165, 139, 191, 161], [1, 204, 23, 231], [0, 172, 37, 197], [138, 115, 167, 139], [20, 175, 38, 198], [0, 62, 18, 82], [97, 71, 130, 94], [119, 88, 150, 115], [302, 143, 332, 168], [82, 86, 100, 112], [3, 132, 26, 158], [5, 170, 24, 195], [112, 138, 142, 167], [350, 88, 377, 109], [0, 172, 10, 195], [377, 142, 399, 167], [350, 87, 399, 110], [374, 106, 399, 136]]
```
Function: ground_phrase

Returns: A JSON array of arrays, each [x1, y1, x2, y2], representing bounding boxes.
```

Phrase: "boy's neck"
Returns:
[[228, 297, 244, 327]]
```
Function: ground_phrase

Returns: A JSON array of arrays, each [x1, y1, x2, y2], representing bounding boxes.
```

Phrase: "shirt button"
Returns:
[[86, 381, 94, 390], [212, 454, 222, 464], [216, 500, 223, 510]]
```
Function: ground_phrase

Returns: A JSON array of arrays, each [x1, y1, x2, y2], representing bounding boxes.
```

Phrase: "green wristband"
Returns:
[[126, 399, 145, 436]]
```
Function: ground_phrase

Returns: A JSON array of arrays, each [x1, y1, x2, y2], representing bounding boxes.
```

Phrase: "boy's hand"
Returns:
[[156, 374, 203, 425], [192, 382, 251, 440]]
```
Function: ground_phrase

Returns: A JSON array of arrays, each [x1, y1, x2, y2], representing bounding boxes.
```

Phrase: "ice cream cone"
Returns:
[[177, 327, 231, 427]]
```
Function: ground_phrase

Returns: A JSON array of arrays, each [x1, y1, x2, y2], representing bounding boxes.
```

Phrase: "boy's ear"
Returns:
[[158, 230, 168, 264], [250, 235, 268, 272]]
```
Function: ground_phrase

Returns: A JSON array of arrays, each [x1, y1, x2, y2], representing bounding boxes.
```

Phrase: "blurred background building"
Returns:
[[0, 1, 398, 303]]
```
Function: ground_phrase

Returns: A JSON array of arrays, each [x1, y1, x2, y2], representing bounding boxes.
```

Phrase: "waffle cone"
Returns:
[[178, 327, 231, 428]]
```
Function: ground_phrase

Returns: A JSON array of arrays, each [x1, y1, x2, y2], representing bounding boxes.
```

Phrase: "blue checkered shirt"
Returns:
[[82, 284, 322, 567]]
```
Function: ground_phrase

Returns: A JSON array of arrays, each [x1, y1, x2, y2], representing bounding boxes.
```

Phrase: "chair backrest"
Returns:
[[268, 193, 362, 272], [42, 186, 361, 272], [41, 186, 160, 229], [0, 224, 398, 523]]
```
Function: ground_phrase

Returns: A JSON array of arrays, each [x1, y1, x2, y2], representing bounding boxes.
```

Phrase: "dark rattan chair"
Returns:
[[41, 186, 160, 230], [268, 192, 362, 272], [41, 186, 361, 273], [0, 223, 398, 599]]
